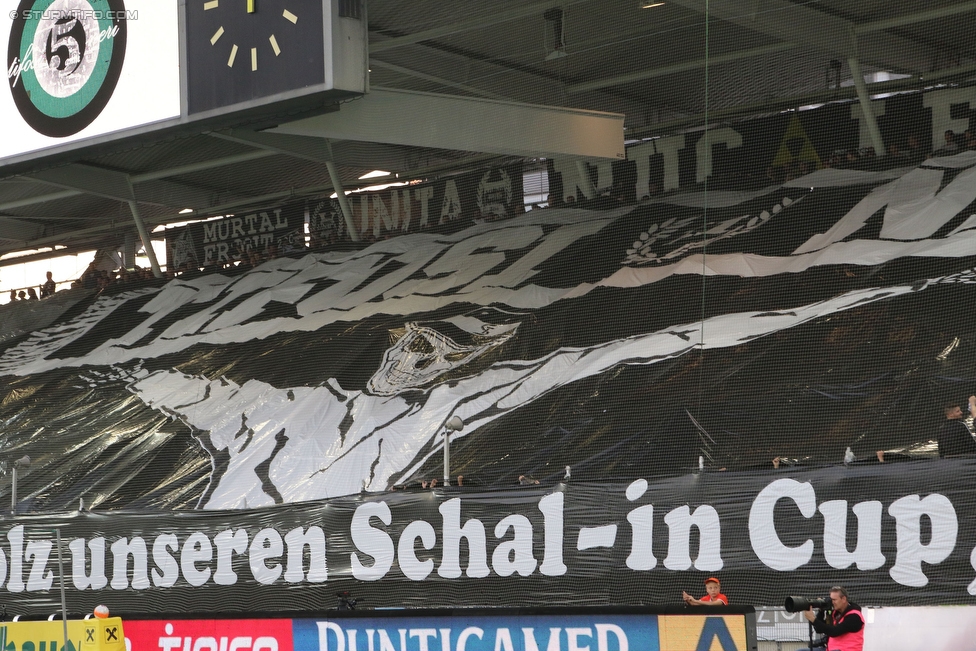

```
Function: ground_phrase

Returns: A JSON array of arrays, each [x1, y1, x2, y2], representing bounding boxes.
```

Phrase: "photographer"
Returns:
[[801, 586, 863, 651]]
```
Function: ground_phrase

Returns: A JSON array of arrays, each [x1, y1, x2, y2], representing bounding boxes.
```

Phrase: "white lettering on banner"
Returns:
[[310, 625, 631, 651], [111, 536, 150, 590], [747, 479, 961, 587], [749, 478, 816, 571], [200, 211, 289, 262], [818, 500, 885, 571], [24, 539, 54, 591], [70, 536, 108, 590], [0, 484, 967, 594], [159, 623, 278, 651], [398, 520, 437, 581], [662, 505, 723, 572], [924, 88, 976, 149], [181, 531, 213, 587], [438, 498, 489, 579], [152, 533, 180, 588], [887, 494, 957, 587], [695, 127, 743, 183], [284, 526, 328, 583], [213, 528, 248, 585], [249, 528, 284, 584], [350, 501, 395, 581], [7, 525, 24, 592], [625, 479, 654, 571], [563, 86, 976, 198], [492, 514, 536, 577]]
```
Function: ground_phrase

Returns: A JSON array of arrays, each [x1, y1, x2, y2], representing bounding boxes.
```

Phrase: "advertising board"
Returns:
[[122, 611, 756, 651]]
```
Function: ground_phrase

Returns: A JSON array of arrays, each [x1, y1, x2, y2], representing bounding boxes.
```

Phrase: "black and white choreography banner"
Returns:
[[5, 151, 976, 614], [3, 462, 976, 614]]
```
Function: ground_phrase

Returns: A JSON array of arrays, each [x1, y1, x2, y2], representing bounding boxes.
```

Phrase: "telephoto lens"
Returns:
[[784, 596, 832, 612]]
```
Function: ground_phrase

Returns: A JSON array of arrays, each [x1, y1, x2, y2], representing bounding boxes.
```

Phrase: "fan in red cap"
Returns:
[[682, 577, 728, 606]]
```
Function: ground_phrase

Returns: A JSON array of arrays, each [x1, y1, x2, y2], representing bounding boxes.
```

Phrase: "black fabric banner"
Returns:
[[308, 163, 525, 245], [166, 163, 524, 266], [165, 203, 306, 269], [3, 459, 975, 616]]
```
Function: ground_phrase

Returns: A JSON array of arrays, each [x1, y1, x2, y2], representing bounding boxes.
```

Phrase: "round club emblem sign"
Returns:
[[7, 0, 127, 137]]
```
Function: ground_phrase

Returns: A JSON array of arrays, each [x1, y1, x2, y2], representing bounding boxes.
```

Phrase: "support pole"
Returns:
[[57, 528, 68, 649], [574, 160, 597, 199], [848, 56, 886, 156], [123, 231, 136, 270], [325, 140, 361, 242], [10, 467, 17, 513], [126, 186, 163, 277], [442, 428, 451, 486]]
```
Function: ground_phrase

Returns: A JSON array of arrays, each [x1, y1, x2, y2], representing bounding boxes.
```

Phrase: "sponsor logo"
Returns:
[[123, 620, 293, 651], [6, 0, 128, 137]]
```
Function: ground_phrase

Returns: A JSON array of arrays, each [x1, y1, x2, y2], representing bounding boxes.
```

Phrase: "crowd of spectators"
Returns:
[[7, 271, 59, 303]]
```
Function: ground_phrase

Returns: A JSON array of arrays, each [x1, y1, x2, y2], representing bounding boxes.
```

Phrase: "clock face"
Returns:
[[6, 0, 128, 137], [185, 0, 325, 115]]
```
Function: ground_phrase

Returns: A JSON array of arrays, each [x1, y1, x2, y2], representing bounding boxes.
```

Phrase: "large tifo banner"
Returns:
[[2, 463, 976, 614], [11, 154, 976, 615], [165, 163, 523, 266], [122, 609, 756, 651], [549, 85, 976, 201]]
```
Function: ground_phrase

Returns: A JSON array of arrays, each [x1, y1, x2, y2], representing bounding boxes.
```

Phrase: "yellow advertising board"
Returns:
[[658, 615, 750, 651], [0, 618, 124, 651]]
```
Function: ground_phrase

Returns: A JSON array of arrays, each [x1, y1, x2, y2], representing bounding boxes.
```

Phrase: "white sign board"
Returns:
[[1, 0, 180, 162]]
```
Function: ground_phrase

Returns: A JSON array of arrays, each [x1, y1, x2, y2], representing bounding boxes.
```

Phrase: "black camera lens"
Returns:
[[784, 596, 832, 612]]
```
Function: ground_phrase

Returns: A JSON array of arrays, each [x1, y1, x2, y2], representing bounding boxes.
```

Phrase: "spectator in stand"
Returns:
[[26, 287, 38, 300], [17, 291, 26, 300], [935, 130, 960, 155], [9, 289, 17, 302], [938, 399, 976, 457], [683, 577, 728, 606], [887, 142, 907, 159], [40, 271, 56, 297], [906, 134, 926, 162]]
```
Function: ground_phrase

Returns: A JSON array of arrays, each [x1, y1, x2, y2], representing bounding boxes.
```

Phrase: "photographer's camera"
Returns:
[[784, 596, 832, 612]]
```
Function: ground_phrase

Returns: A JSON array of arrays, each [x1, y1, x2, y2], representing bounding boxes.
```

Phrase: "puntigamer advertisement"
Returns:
[[2, 0, 180, 160], [121, 612, 754, 651]]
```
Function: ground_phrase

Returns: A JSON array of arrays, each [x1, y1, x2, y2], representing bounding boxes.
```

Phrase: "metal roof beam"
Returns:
[[208, 130, 336, 164], [568, 43, 794, 94], [369, 0, 591, 53], [854, 2, 976, 33], [0, 150, 277, 213], [272, 87, 624, 160], [667, 0, 955, 73], [0, 216, 45, 243], [570, 3, 976, 94]]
